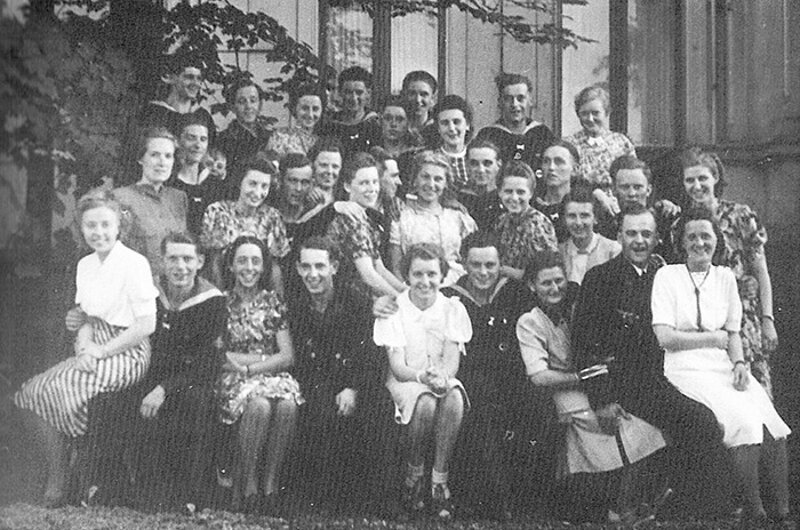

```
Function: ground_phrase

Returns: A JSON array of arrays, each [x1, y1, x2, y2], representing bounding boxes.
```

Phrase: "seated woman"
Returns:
[[373, 244, 473, 520], [13, 190, 157, 507], [200, 156, 289, 294], [390, 150, 477, 285], [558, 182, 620, 285], [652, 207, 791, 525], [494, 160, 558, 280], [326, 152, 406, 297], [217, 236, 302, 515], [517, 251, 666, 522]]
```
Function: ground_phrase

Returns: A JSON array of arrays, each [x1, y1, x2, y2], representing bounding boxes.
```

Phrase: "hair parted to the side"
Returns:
[[610, 154, 652, 185], [460, 230, 500, 258], [672, 206, 726, 265], [678, 146, 726, 198], [399, 242, 450, 282], [221, 235, 272, 292], [402, 70, 438, 94], [495, 72, 533, 94], [574, 84, 610, 114], [137, 127, 177, 160], [299, 235, 341, 265], [522, 250, 566, 284], [160, 231, 200, 256]]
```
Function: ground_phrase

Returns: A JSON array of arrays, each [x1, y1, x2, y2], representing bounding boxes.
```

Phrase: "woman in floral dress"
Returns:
[[265, 84, 324, 159], [217, 235, 302, 514]]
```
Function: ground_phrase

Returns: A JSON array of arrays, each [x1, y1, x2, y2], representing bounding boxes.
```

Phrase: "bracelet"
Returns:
[[761, 314, 775, 322], [732, 360, 746, 369]]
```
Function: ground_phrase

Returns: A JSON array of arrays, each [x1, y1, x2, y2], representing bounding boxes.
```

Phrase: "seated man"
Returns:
[[132, 232, 227, 509], [287, 236, 394, 514]]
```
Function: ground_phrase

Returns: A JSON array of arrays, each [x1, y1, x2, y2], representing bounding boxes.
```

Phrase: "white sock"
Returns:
[[405, 462, 424, 488], [431, 469, 449, 497]]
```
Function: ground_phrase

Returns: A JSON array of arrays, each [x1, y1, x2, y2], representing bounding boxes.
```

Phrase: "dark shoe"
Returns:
[[431, 483, 454, 520], [261, 492, 283, 517], [770, 513, 797, 530], [401, 479, 425, 514], [241, 494, 260, 515]]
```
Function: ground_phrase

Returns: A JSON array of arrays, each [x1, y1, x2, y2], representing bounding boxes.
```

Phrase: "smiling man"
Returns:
[[318, 66, 382, 158]]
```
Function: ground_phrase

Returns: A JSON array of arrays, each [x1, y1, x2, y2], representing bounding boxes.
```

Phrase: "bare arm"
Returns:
[[354, 256, 402, 297], [390, 243, 403, 280], [246, 328, 295, 375], [751, 252, 778, 350], [81, 313, 156, 359], [500, 265, 524, 281], [271, 261, 284, 298], [529, 369, 580, 389], [652, 324, 727, 352], [376, 256, 406, 293], [728, 330, 748, 391]]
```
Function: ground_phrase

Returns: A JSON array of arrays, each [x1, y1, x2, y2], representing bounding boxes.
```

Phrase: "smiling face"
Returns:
[[618, 212, 658, 268], [414, 163, 448, 206], [345, 166, 380, 208], [542, 145, 575, 189], [614, 168, 651, 209], [340, 80, 368, 115], [233, 85, 262, 124], [284, 165, 313, 207], [577, 98, 609, 137], [683, 165, 718, 208], [381, 105, 408, 142], [295, 94, 322, 132], [231, 243, 264, 291], [313, 151, 342, 191], [499, 175, 532, 213], [500, 83, 532, 128], [465, 246, 501, 292], [564, 201, 596, 243], [163, 242, 203, 291], [238, 170, 271, 209], [297, 247, 338, 297], [172, 67, 202, 101], [407, 257, 442, 308], [467, 147, 501, 191], [380, 159, 401, 198], [437, 109, 469, 151], [683, 219, 717, 268], [140, 137, 175, 186], [531, 266, 567, 307], [404, 80, 435, 121], [179, 124, 209, 164], [81, 206, 119, 259]]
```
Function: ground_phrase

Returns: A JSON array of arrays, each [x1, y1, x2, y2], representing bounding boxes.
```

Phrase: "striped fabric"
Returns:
[[14, 318, 150, 438]]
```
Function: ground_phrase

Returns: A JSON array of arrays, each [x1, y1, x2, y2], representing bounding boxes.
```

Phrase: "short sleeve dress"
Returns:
[[651, 264, 789, 447], [200, 200, 290, 260], [264, 125, 317, 159], [389, 202, 477, 286], [517, 307, 665, 476], [373, 291, 473, 424], [14, 241, 158, 437], [326, 211, 385, 296], [565, 129, 636, 191], [494, 207, 558, 271], [217, 289, 304, 425]]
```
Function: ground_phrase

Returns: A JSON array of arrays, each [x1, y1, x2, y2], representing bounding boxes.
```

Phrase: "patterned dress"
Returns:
[[200, 200, 290, 260], [565, 129, 636, 190], [264, 125, 318, 159], [494, 207, 558, 271], [217, 289, 303, 425], [326, 210, 385, 296]]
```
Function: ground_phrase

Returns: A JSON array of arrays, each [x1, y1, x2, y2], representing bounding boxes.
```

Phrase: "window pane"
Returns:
[[327, 7, 373, 74], [391, 11, 437, 93]]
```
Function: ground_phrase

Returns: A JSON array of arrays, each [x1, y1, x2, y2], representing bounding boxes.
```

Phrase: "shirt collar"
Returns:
[[567, 233, 599, 256]]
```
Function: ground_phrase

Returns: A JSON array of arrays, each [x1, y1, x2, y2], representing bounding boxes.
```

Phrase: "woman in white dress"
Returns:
[[374, 243, 472, 520], [651, 207, 791, 525]]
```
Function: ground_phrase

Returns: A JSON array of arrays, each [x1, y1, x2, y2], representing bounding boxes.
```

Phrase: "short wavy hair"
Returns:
[[678, 146, 726, 198], [221, 235, 272, 292], [399, 242, 450, 282], [574, 84, 610, 114]]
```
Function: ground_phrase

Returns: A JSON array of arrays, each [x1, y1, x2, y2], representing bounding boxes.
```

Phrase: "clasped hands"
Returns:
[[595, 402, 631, 435], [417, 366, 449, 395]]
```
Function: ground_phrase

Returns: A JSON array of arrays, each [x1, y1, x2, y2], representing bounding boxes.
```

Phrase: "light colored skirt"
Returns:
[[386, 376, 470, 425]]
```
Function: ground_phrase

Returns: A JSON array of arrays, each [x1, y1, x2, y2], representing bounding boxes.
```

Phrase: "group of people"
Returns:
[[10, 59, 793, 527]]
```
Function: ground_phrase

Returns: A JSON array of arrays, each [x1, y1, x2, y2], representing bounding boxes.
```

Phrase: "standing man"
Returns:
[[401, 70, 438, 147], [318, 66, 381, 158], [458, 140, 505, 231], [572, 204, 729, 517], [474, 73, 555, 173]]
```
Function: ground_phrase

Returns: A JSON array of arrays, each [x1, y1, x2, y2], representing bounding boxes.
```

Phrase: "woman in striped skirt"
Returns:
[[14, 189, 158, 507]]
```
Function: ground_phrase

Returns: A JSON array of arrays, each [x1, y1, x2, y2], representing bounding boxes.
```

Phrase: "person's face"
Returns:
[[313, 151, 342, 190], [380, 159, 401, 198], [499, 176, 532, 213], [682, 219, 717, 265], [467, 147, 501, 190], [238, 170, 271, 209], [564, 201, 596, 242], [233, 85, 262, 124], [381, 105, 408, 142], [618, 212, 658, 268], [231, 243, 264, 290], [81, 206, 119, 257], [614, 168, 651, 209], [542, 145, 575, 189], [465, 246, 501, 292], [179, 124, 209, 164], [208, 155, 227, 179], [344, 166, 380, 209], [340, 80, 368, 114], [414, 163, 448, 205], [404, 80, 435, 120], [407, 257, 442, 307], [683, 165, 718, 207], [296, 248, 338, 297], [295, 94, 322, 131], [283, 165, 313, 206], [163, 242, 203, 290], [500, 83, 532, 127], [532, 266, 567, 307], [173, 67, 202, 101], [437, 108, 469, 151], [577, 98, 609, 137], [140, 137, 175, 186]]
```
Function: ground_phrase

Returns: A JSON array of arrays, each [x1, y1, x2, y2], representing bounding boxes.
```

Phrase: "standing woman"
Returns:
[[14, 190, 157, 506], [674, 148, 778, 397], [265, 84, 324, 159], [217, 236, 302, 514], [114, 127, 188, 273], [390, 150, 476, 285]]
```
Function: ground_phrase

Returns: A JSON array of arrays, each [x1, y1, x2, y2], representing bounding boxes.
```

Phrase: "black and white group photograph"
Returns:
[[1, 1, 798, 528]]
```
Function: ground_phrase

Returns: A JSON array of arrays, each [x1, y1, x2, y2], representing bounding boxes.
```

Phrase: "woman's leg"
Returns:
[[730, 444, 766, 518], [261, 398, 297, 496], [238, 398, 272, 499], [407, 394, 437, 469], [21, 409, 69, 504], [760, 433, 790, 518], [432, 389, 464, 475]]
